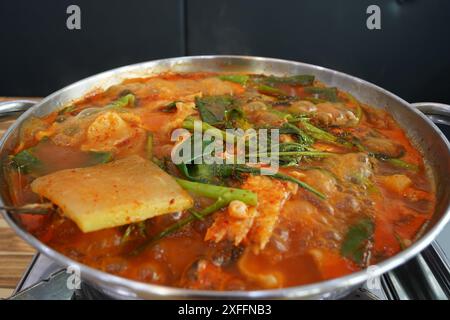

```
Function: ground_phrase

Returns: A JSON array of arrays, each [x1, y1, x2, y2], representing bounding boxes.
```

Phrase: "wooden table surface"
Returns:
[[0, 97, 40, 299]]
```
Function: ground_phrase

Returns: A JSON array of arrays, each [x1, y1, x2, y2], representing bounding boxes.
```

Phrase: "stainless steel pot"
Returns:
[[1, 56, 449, 299]]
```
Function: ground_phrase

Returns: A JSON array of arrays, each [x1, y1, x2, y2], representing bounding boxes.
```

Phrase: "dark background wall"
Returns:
[[1, 0, 450, 104], [0, 0, 185, 96]]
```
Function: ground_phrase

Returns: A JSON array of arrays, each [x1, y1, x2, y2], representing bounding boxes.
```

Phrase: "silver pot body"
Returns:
[[1, 56, 449, 299]]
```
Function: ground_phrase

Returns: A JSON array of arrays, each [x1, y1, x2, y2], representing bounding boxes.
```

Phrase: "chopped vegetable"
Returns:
[[182, 118, 237, 142], [224, 107, 252, 130], [257, 84, 290, 97], [195, 95, 235, 125], [304, 86, 339, 102], [341, 218, 374, 265], [132, 179, 258, 252], [218, 74, 249, 85], [385, 158, 419, 171], [279, 122, 314, 145], [231, 165, 326, 199], [121, 221, 147, 244], [264, 74, 315, 86], [350, 135, 418, 170], [11, 149, 41, 174], [86, 151, 113, 166], [30, 155, 194, 232], [293, 118, 354, 149], [107, 93, 136, 109], [176, 178, 257, 205], [159, 101, 178, 113]]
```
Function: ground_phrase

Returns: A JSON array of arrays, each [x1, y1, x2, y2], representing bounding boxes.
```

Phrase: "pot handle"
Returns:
[[410, 102, 450, 126], [0, 99, 36, 117]]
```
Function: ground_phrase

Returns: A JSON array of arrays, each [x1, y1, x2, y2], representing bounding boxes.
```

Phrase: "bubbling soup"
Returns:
[[5, 72, 435, 290]]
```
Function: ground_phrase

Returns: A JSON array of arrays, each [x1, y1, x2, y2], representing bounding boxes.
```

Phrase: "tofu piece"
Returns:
[[30, 155, 193, 232]]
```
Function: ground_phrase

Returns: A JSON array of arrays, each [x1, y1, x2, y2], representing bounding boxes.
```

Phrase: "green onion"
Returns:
[[218, 74, 249, 85], [131, 179, 257, 253], [182, 118, 237, 141], [107, 93, 136, 109], [304, 87, 339, 102], [257, 85, 290, 97], [385, 158, 419, 171], [264, 74, 315, 86], [175, 178, 257, 205]]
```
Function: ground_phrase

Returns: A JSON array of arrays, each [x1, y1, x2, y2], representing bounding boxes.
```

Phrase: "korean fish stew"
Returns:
[[5, 72, 434, 290]]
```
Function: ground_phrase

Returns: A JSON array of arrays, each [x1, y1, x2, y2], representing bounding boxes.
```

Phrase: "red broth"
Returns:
[[5, 72, 435, 290]]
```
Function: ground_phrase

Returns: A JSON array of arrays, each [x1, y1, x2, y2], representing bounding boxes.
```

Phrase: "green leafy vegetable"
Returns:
[[173, 134, 220, 184], [11, 143, 112, 175], [293, 118, 354, 148], [273, 171, 326, 199], [180, 117, 327, 198], [368, 150, 418, 171], [74, 93, 137, 119], [176, 178, 257, 205], [267, 108, 293, 120], [224, 107, 252, 130], [107, 93, 136, 109], [347, 135, 418, 171], [182, 118, 237, 142], [218, 74, 249, 85], [86, 151, 113, 166], [121, 221, 147, 244], [159, 101, 178, 113], [254, 150, 332, 159], [178, 162, 238, 186], [264, 74, 315, 86], [182, 163, 215, 183], [132, 179, 258, 253], [195, 95, 235, 125], [341, 217, 374, 265], [298, 119, 338, 142], [229, 165, 326, 199], [279, 122, 314, 145], [303, 97, 327, 104], [304, 86, 339, 102], [11, 149, 41, 174], [197, 102, 220, 124], [385, 158, 419, 171], [276, 142, 312, 166], [257, 84, 290, 97]]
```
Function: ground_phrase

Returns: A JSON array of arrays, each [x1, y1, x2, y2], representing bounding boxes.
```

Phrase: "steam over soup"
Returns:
[[5, 72, 435, 290]]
